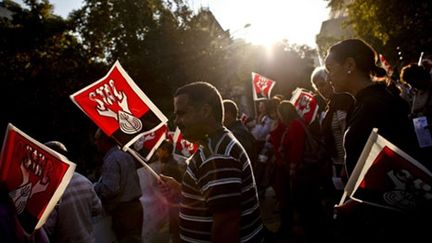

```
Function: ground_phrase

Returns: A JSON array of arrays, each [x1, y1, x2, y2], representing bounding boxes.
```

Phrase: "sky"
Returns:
[[16, 0, 330, 47], [190, 0, 330, 47]]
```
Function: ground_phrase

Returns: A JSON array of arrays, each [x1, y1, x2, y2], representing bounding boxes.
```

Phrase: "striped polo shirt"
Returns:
[[179, 127, 264, 242]]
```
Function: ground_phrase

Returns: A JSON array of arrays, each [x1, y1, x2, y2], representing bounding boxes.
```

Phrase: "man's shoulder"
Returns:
[[231, 123, 255, 139], [106, 147, 133, 161], [71, 172, 93, 186]]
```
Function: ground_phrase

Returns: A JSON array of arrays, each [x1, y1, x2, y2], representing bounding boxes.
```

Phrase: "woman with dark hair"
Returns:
[[269, 101, 303, 240], [274, 101, 332, 242], [325, 38, 418, 175], [326, 39, 426, 242]]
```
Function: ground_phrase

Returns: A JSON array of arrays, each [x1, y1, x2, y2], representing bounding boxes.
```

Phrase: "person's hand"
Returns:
[[158, 174, 181, 200], [257, 114, 264, 124], [245, 120, 256, 129], [333, 198, 361, 220]]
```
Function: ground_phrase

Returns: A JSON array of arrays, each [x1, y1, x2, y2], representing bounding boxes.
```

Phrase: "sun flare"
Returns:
[[215, 0, 329, 48]]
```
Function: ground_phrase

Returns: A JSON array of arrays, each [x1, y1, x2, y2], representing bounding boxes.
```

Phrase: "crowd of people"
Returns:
[[1, 38, 432, 243]]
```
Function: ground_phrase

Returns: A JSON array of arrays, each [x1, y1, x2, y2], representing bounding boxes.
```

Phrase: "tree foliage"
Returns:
[[324, 0, 432, 69], [0, 0, 101, 173], [348, 0, 432, 66], [72, 1, 235, 113]]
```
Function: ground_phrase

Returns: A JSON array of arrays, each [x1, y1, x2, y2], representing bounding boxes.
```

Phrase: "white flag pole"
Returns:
[[315, 44, 324, 67], [126, 147, 160, 181], [251, 73, 258, 119], [418, 52, 424, 66], [338, 128, 379, 206]]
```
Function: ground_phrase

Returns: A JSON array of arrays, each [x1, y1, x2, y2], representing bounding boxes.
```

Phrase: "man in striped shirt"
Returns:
[[160, 81, 264, 243]]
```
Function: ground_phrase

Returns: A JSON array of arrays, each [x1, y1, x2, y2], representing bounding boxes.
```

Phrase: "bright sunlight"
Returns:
[[208, 0, 330, 47]]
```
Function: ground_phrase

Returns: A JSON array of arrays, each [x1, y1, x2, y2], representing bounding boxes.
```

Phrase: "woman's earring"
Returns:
[[347, 70, 352, 74]]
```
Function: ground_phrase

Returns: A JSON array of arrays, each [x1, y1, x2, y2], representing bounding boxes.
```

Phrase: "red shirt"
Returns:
[[269, 121, 285, 165], [278, 118, 306, 168]]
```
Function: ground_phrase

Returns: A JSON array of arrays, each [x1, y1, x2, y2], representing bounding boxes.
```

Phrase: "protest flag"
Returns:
[[166, 129, 175, 144], [172, 127, 198, 161], [339, 128, 432, 212], [289, 88, 319, 125], [70, 61, 168, 152], [379, 53, 394, 77], [240, 113, 249, 125], [70, 61, 168, 180], [0, 124, 75, 234], [132, 123, 168, 161], [251, 72, 276, 101]]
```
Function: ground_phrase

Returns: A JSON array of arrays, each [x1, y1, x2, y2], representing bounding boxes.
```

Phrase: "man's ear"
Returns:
[[200, 103, 213, 119], [345, 57, 356, 72]]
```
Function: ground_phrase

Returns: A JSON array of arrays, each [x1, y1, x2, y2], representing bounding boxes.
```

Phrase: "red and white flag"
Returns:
[[290, 88, 319, 125], [240, 113, 249, 125], [172, 127, 198, 160], [341, 128, 432, 212], [0, 124, 75, 234], [379, 54, 394, 77], [132, 123, 168, 161], [251, 72, 276, 101], [70, 61, 168, 154], [166, 130, 175, 144]]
